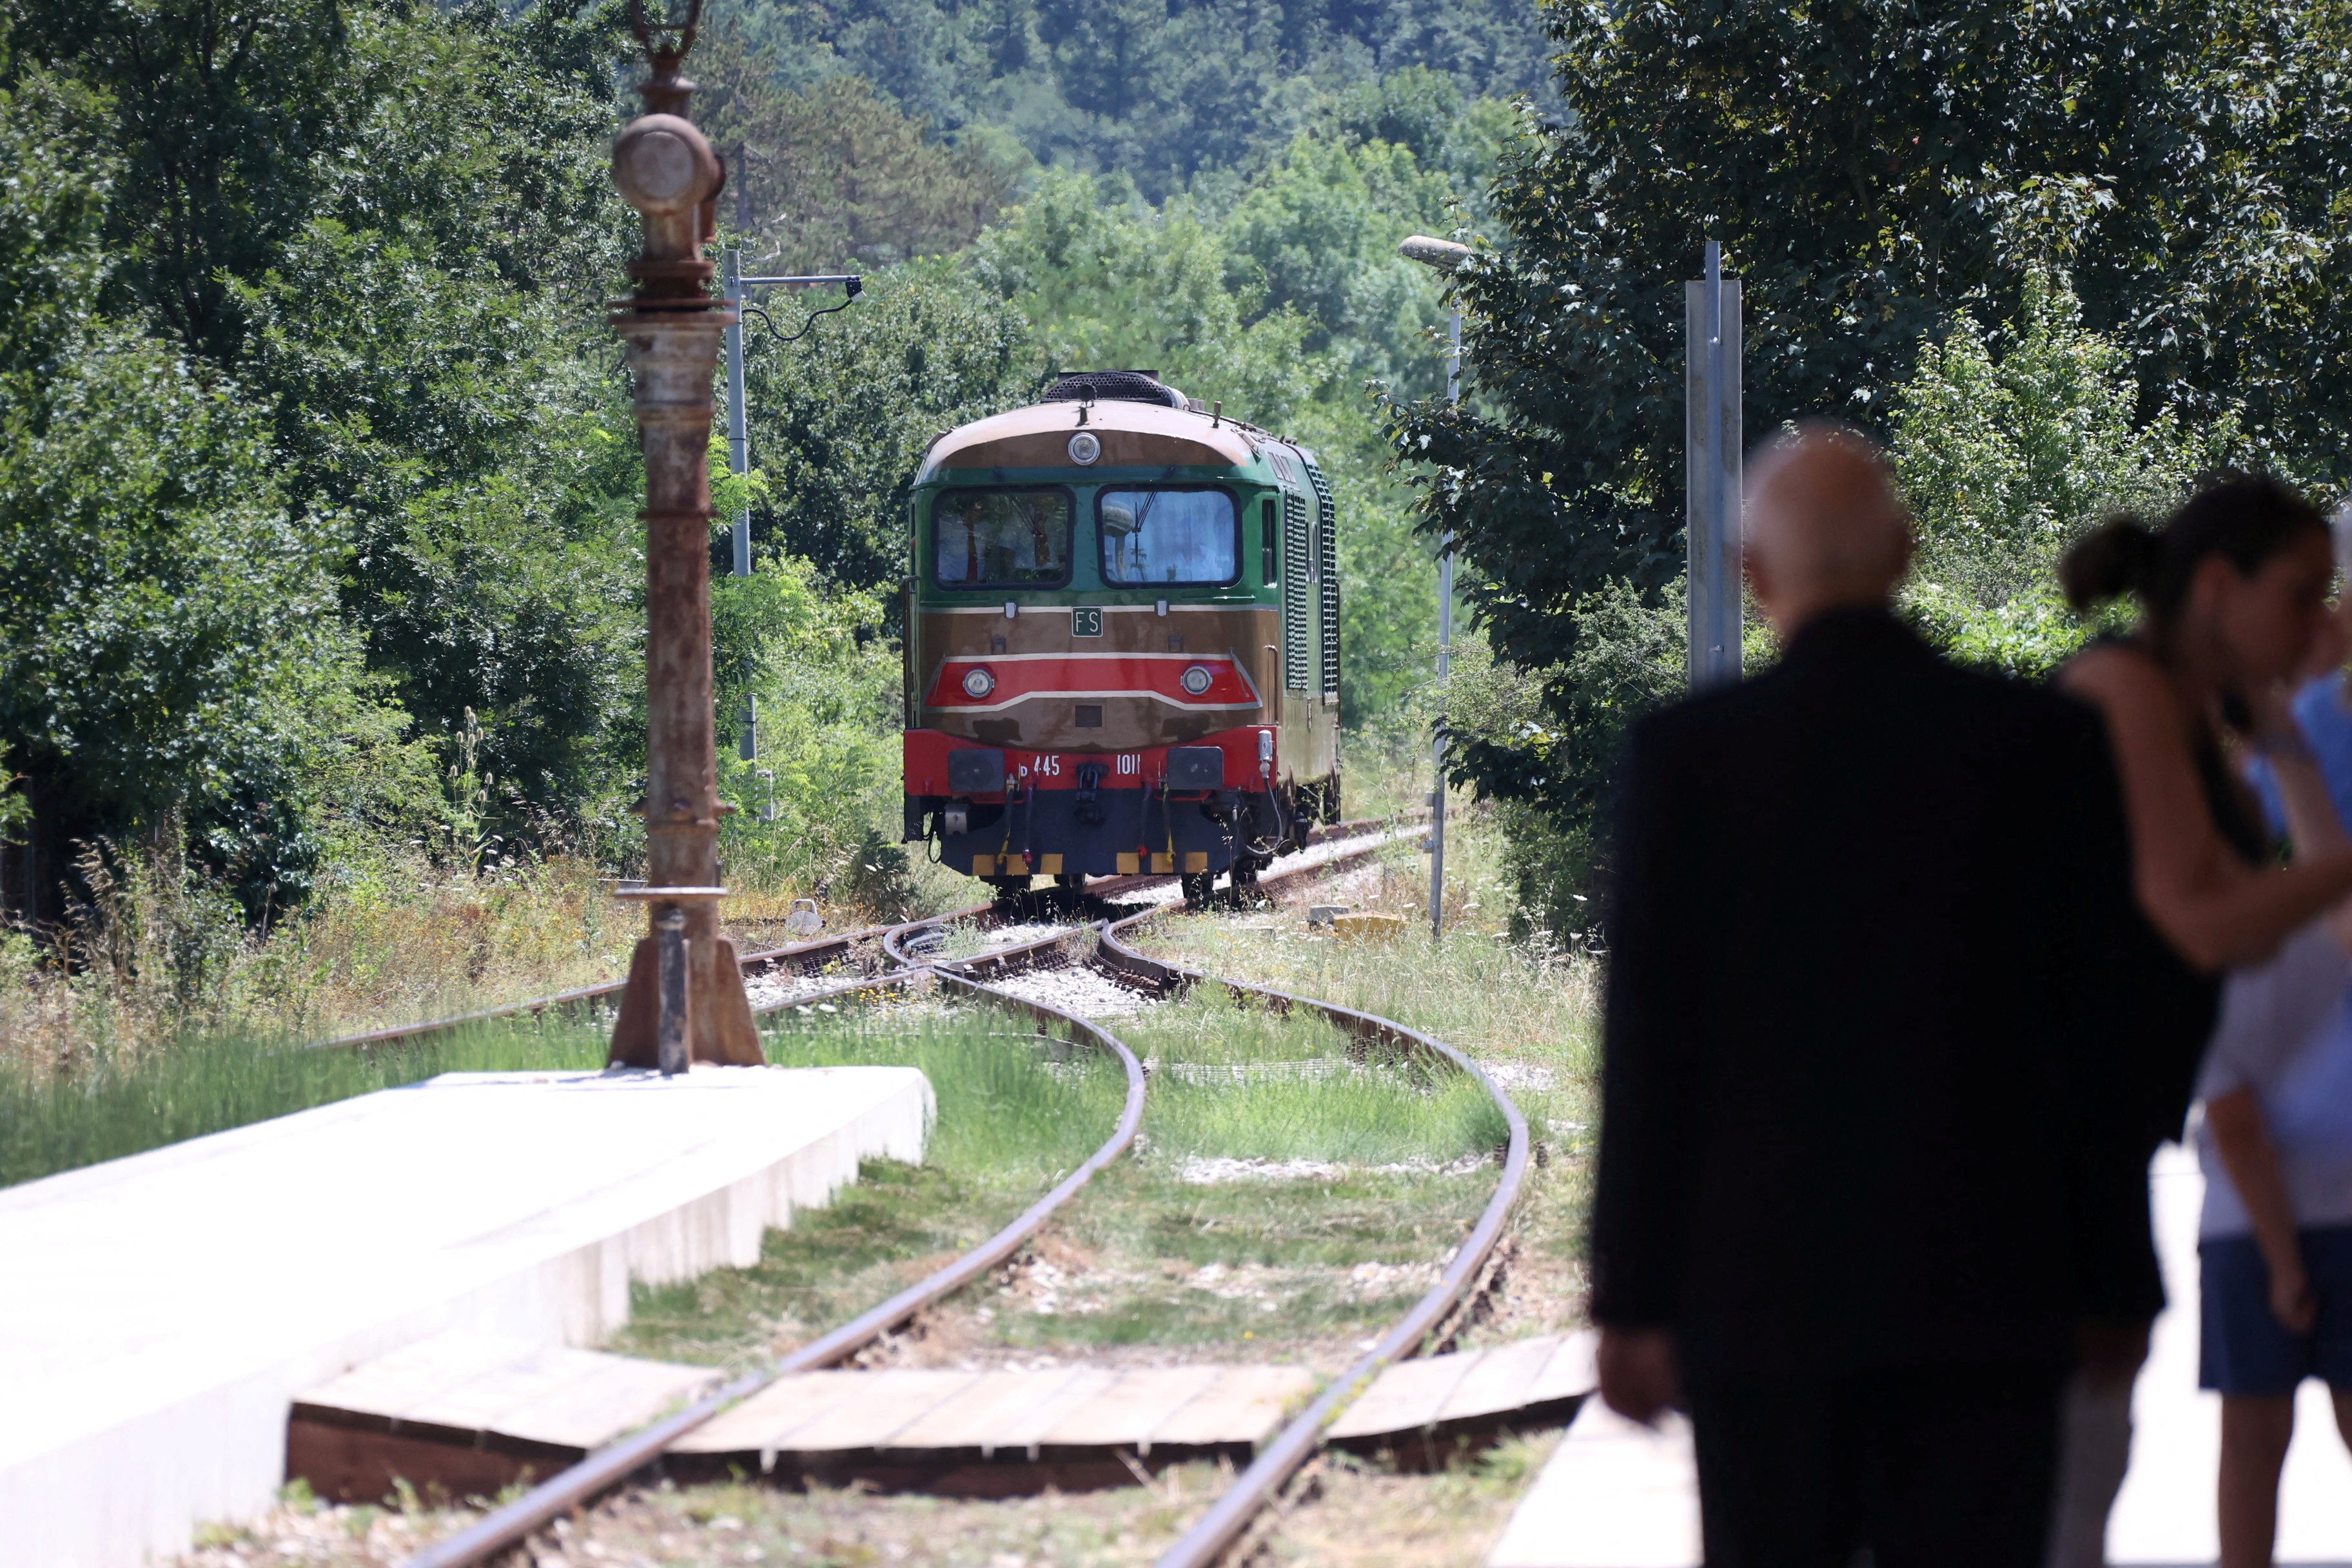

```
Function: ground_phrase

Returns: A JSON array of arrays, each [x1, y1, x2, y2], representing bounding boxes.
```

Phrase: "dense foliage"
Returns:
[[716, 0, 1549, 201], [1894, 271, 2226, 680], [0, 72, 404, 917], [0, 0, 1514, 938], [1393, 0, 2352, 865], [12, 0, 2335, 954], [1, 2, 648, 922]]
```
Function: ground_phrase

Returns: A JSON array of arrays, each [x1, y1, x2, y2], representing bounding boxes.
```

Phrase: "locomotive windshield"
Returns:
[[1097, 487, 1239, 585], [933, 488, 1072, 587]]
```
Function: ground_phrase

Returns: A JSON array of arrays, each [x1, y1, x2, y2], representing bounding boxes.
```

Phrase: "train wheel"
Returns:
[[1181, 872, 1216, 908]]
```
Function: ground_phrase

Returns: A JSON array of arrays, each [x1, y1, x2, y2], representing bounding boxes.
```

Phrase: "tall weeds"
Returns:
[[0, 841, 642, 1079], [0, 1014, 607, 1190]]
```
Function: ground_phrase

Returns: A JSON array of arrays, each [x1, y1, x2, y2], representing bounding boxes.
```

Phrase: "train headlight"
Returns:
[[1180, 664, 1214, 696], [1068, 431, 1101, 465], [961, 666, 997, 699], [1257, 729, 1275, 761]]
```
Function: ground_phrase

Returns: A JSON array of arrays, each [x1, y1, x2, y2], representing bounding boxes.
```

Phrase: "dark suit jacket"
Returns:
[[1589, 608, 2162, 1383]]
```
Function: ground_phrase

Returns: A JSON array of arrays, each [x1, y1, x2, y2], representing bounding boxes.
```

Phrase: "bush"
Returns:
[[0, 77, 413, 918], [1890, 268, 2228, 679]]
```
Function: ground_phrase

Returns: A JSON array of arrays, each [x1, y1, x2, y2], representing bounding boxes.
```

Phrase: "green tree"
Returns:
[[1220, 132, 1453, 391], [7, 1, 649, 878], [1387, 0, 2349, 827], [694, 27, 1022, 273], [743, 259, 1032, 597], [716, 547, 904, 892], [715, 0, 1554, 202], [5, 0, 356, 365], [972, 171, 1329, 429], [2153, 0, 2352, 472], [0, 78, 417, 920], [200, 5, 653, 819], [1894, 270, 2227, 678]]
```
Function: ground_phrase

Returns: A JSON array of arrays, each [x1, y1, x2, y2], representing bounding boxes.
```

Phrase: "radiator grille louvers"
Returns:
[[1307, 460, 1340, 697], [1282, 489, 1311, 691]]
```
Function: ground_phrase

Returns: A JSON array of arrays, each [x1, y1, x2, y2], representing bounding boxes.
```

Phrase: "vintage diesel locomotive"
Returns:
[[900, 370, 1342, 902]]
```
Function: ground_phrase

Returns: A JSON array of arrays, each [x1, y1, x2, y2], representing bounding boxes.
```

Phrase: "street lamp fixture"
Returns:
[[720, 253, 862, 761]]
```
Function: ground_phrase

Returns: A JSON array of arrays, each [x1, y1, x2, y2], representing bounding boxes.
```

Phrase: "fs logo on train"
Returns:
[[1071, 607, 1104, 637]]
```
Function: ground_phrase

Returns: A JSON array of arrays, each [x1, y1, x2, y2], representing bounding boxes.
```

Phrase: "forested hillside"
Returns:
[[712, 0, 1547, 201], [0, 0, 1525, 1042], [1386, 0, 2352, 930], [6, 0, 2348, 1023]]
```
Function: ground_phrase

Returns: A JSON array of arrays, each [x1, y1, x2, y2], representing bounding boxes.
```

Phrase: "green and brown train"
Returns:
[[899, 370, 1343, 902]]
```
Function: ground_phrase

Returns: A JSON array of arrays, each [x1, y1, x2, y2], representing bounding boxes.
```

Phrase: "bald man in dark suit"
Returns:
[[1589, 427, 2159, 1567]]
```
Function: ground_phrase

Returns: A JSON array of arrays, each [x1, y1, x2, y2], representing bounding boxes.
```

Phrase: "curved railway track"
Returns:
[[384, 809, 1527, 1568]]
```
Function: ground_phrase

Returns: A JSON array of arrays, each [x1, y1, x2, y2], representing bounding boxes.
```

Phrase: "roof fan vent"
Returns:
[[1043, 370, 1186, 409]]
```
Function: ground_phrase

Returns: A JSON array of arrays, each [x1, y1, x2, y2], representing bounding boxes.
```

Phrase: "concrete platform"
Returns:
[[1486, 1146, 2352, 1567], [0, 1064, 931, 1568], [1487, 1400, 1698, 1568]]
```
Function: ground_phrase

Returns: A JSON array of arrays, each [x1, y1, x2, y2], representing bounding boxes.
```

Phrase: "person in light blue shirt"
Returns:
[[2249, 674, 2352, 841], [2217, 570, 2352, 1568]]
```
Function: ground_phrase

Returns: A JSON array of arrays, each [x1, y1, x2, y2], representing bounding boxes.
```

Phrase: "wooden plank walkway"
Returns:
[[285, 1331, 1598, 1500]]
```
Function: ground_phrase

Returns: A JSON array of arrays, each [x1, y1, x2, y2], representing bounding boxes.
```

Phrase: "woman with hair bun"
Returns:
[[2049, 473, 2352, 1567]]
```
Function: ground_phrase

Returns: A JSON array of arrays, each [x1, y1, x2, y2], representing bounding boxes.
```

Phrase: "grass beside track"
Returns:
[[173, 804, 1603, 1568], [606, 985, 1516, 1374], [1117, 807, 1602, 1564], [0, 1015, 608, 1190], [197, 1432, 1560, 1568], [610, 1004, 1128, 1372], [1122, 985, 1524, 1164]]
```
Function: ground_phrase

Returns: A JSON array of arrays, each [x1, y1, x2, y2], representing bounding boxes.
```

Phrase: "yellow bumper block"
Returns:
[[1331, 912, 1407, 943]]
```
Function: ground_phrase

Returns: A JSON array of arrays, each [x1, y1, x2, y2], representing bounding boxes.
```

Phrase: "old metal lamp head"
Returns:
[[613, 1, 723, 295]]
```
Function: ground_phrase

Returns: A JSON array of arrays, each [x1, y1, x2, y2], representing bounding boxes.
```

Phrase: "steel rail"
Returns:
[[1094, 907, 1532, 1568], [912, 885, 1529, 1568], [898, 820, 1420, 984], [318, 812, 1417, 1053], [397, 966, 1148, 1568], [307, 925, 894, 1052], [393, 808, 1444, 1568], [882, 812, 1420, 968]]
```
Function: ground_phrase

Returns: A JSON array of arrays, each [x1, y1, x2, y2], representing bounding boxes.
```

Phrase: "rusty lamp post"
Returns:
[[605, 0, 762, 1073]]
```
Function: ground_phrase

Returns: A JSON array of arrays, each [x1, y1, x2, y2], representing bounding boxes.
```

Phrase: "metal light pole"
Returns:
[[605, 0, 762, 1072], [1399, 235, 1470, 939], [1685, 240, 1743, 689], [720, 251, 861, 763]]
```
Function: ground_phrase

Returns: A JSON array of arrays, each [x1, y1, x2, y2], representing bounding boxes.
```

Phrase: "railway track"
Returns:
[[382, 808, 1527, 1568], [315, 814, 1409, 1054]]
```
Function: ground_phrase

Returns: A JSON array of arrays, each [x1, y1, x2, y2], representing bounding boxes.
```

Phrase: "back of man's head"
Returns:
[[1743, 424, 1913, 636]]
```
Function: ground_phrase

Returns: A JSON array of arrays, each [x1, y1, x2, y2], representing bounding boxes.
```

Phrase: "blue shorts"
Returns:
[[2199, 1224, 2352, 1395]]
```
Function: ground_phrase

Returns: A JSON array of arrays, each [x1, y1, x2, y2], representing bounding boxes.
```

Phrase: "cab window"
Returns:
[[932, 489, 1072, 588], [1097, 487, 1239, 586]]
